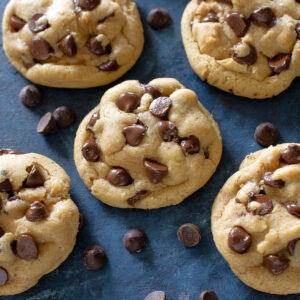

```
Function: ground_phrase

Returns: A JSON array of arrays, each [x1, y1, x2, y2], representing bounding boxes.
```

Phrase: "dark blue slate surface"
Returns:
[[0, 0, 300, 299]]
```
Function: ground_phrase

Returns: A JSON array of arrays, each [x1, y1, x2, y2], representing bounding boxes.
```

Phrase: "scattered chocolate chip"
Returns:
[[144, 159, 168, 184], [11, 15, 26, 31], [233, 43, 257, 65], [296, 22, 300, 39], [217, 0, 232, 4], [28, 13, 49, 33], [0, 268, 8, 286], [107, 168, 132, 186], [83, 245, 107, 270], [143, 84, 161, 99], [82, 138, 101, 162], [8, 195, 20, 201], [87, 36, 109, 56], [0, 149, 24, 155], [122, 125, 146, 146], [263, 173, 285, 188], [268, 54, 291, 74], [77, 0, 100, 11], [37, 112, 57, 134], [0, 227, 4, 238], [25, 165, 45, 187], [281, 144, 300, 164], [202, 11, 219, 23], [149, 97, 172, 119], [127, 190, 148, 206], [98, 13, 114, 23], [145, 291, 166, 300], [25, 201, 48, 222], [225, 13, 248, 37], [247, 194, 273, 216], [254, 122, 278, 147], [199, 290, 219, 300], [177, 224, 201, 247], [228, 226, 252, 254], [30, 38, 52, 61], [0, 179, 12, 193], [79, 213, 84, 229], [147, 8, 172, 30], [53, 106, 75, 128], [180, 136, 200, 155], [158, 121, 179, 142], [251, 7, 276, 28], [19, 85, 42, 107], [86, 111, 100, 131], [58, 34, 77, 57], [98, 60, 119, 71], [16, 234, 38, 261], [263, 255, 289, 275], [116, 93, 140, 113], [288, 238, 300, 256], [123, 229, 147, 253], [284, 202, 300, 218]]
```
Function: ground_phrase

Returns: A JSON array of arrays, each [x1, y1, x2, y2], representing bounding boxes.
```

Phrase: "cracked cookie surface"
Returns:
[[181, 0, 300, 99], [2, 0, 144, 88], [212, 143, 300, 295], [0, 151, 79, 295], [74, 78, 222, 209]]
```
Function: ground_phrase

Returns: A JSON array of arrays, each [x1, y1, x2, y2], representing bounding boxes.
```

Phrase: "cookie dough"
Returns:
[[2, 0, 144, 88], [181, 0, 300, 99], [74, 78, 222, 209], [212, 143, 300, 295], [0, 150, 79, 295]]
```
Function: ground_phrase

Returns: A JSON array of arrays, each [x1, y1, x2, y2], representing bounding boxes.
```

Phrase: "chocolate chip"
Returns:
[[16, 234, 38, 261], [30, 38, 52, 61], [58, 34, 77, 57], [217, 0, 232, 4], [107, 168, 132, 186], [269, 54, 291, 74], [123, 229, 147, 253], [77, 0, 100, 11], [37, 112, 57, 134], [251, 7, 276, 28], [149, 97, 172, 119], [83, 245, 107, 270], [284, 202, 300, 218], [8, 195, 20, 201], [225, 13, 248, 37], [254, 122, 278, 147], [0, 179, 12, 193], [127, 190, 148, 206], [79, 213, 84, 230], [147, 8, 172, 30], [247, 194, 273, 216], [0, 149, 24, 156], [86, 111, 100, 131], [233, 43, 257, 65], [11, 15, 26, 31], [158, 121, 179, 142], [228, 226, 252, 254], [25, 165, 45, 187], [177, 224, 201, 247], [25, 201, 48, 222], [19, 85, 42, 107], [28, 13, 49, 33], [82, 138, 101, 162], [87, 36, 109, 56], [180, 136, 200, 155], [199, 290, 219, 300], [144, 291, 166, 300], [281, 144, 300, 164], [288, 238, 300, 256], [0, 268, 8, 286], [202, 11, 219, 23], [98, 60, 119, 71], [142, 84, 161, 99], [263, 255, 289, 275], [116, 93, 140, 113], [263, 173, 285, 188], [122, 125, 146, 146], [53, 106, 75, 128], [144, 159, 168, 184], [0, 227, 5, 238], [296, 22, 300, 39]]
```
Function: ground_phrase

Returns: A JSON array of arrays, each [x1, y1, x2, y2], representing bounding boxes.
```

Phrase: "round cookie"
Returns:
[[181, 0, 300, 99], [0, 150, 79, 295], [2, 0, 144, 88], [212, 143, 300, 295], [74, 78, 222, 209]]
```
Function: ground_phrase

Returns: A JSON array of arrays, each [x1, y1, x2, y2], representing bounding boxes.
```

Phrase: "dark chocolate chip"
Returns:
[[98, 60, 119, 71], [123, 229, 147, 253], [254, 122, 278, 147], [83, 245, 107, 270], [202, 11, 219, 23], [0, 227, 4, 238], [199, 290, 219, 300], [263, 173, 285, 188], [180, 136, 200, 155], [79, 213, 84, 229], [144, 159, 168, 184], [268, 54, 291, 74], [233, 43, 257, 65], [0, 149, 24, 156], [58, 34, 77, 57], [144, 291, 166, 300], [11, 15, 26, 31], [82, 138, 101, 162], [263, 255, 289, 275], [158, 121, 179, 142], [28, 13, 49, 33], [53, 106, 75, 128], [25, 165, 45, 187], [86, 111, 100, 131], [177, 224, 202, 247], [87, 36, 109, 56], [0, 179, 12, 193], [225, 13, 248, 37], [247, 194, 273, 216], [142, 84, 161, 99], [116, 93, 140, 113], [288, 238, 300, 256], [0, 268, 8, 286], [25, 201, 48, 222], [281, 144, 300, 164], [77, 0, 100, 11], [127, 190, 148, 206], [19, 85, 42, 107], [251, 7, 276, 28], [149, 97, 172, 118], [296, 22, 300, 39], [98, 12, 114, 23], [16, 234, 38, 261], [37, 112, 57, 134], [284, 202, 300, 218], [8, 195, 20, 201], [147, 8, 172, 30], [217, 0, 232, 4], [107, 168, 132, 186], [30, 38, 52, 61], [228, 226, 252, 254], [122, 125, 146, 146]]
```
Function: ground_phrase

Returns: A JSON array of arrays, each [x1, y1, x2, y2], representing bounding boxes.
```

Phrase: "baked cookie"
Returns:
[[0, 150, 79, 295], [74, 78, 222, 209], [181, 0, 300, 99], [212, 143, 300, 295], [2, 0, 144, 88]]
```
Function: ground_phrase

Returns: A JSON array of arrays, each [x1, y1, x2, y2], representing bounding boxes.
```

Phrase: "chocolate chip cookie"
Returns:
[[0, 151, 79, 295], [181, 0, 300, 98], [212, 144, 300, 295], [74, 78, 222, 209], [2, 0, 144, 88]]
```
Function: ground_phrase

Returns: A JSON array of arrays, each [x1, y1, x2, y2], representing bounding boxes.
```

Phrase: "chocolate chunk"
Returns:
[[98, 60, 119, 71], [116, 93, 140, 113], [53, 106, 75, 128], [144, 159, 168, 184], [202, 11, 219, 23], [199, 290, 218, 300], [58, 34, 77, 57], [149, 97, 172, 118], [82, 138, 101, 162], [123, 229, 147, 253], [269, 54, 291, 74], [147, 8, 172, 30], [263, 173, 285, 188], [8, 195, 20, 201], [158, 121, 179, 142], [0, 268, 8, 286], [225, 13, 248, 37], [0, 179, 12, 193], [263, 255, 289, 275], [177, 224, 202, 247], [233, 43, 257, 65], [87, 36, 109, 56], [288, 238, 300, 256], [79, 213, 84, 230], [254, 122, 278, 147], [77, 0, 100, 11], [19, 85, 42, 107], [16, 234, 38, 261], [83, 245, 107, 270], [30, 38, 52, 61], [37, 112, 57, 134], [122, 125, 146, 146], [142, 84, 161, 99], [251, 7, 276, 28], [127, 190, 148, 206], [0, 227, 4, 238], [107, 168, 132, 186], [296, 22, 300, 39], [180, 136, 200, 155], [86, 111, 100, 131], [281, 144, 300, 164], [11, 15, 26, 31], [247, 194, 273, 216], [228, 226, 252, 254], [0, 149, 24, 155], [284, 202, 300, 218], [25, 165, 45, 187], [145, 291, 166, 300], [25, 201, 48, 222], [28, 13, 49, 33]]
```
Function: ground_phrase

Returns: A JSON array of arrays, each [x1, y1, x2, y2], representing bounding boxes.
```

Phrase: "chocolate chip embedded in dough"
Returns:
[[30, 38, 52, 61], [107, 168, 132, 186], [77, 0, 100, 11], [127, 190, 148, 206], [158, 121, 179, 142], [296, 22, 300, 39], [82, 138, 101, 162], [233, 43, 257, 66], [87, 36, 109, 56], [247, 194, 273, 216], [268, 54, 291, 74], [263, 173, 285, 188], [16, 234, 38, 261], [25, 165, 45, 187], [11, 15, 26, 31], [225, 13, 248, 37], [281, 144, 300, 164], [251, 7, 276, 28], [122, 124, 146, 146], [202, 11, 219, 23], [149, 97, 172, 119], [263, 255, 289, 275], [86, 111, 100, 131], [116, 93, 140, 113], [284, 202, 300, 218], [228, 226, 252, 254], [288, 238, 300, 256], [0, 179, 12, 193], [25, 201, 48, 222], [142, 84, 162, 99], [180, 136, 200, 155], [98, 60, 119, 71], [144, 159, 168, 184], [57, 34, 77, 57], [0, 268, 8, 286], [28, 13, 49, 33]]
